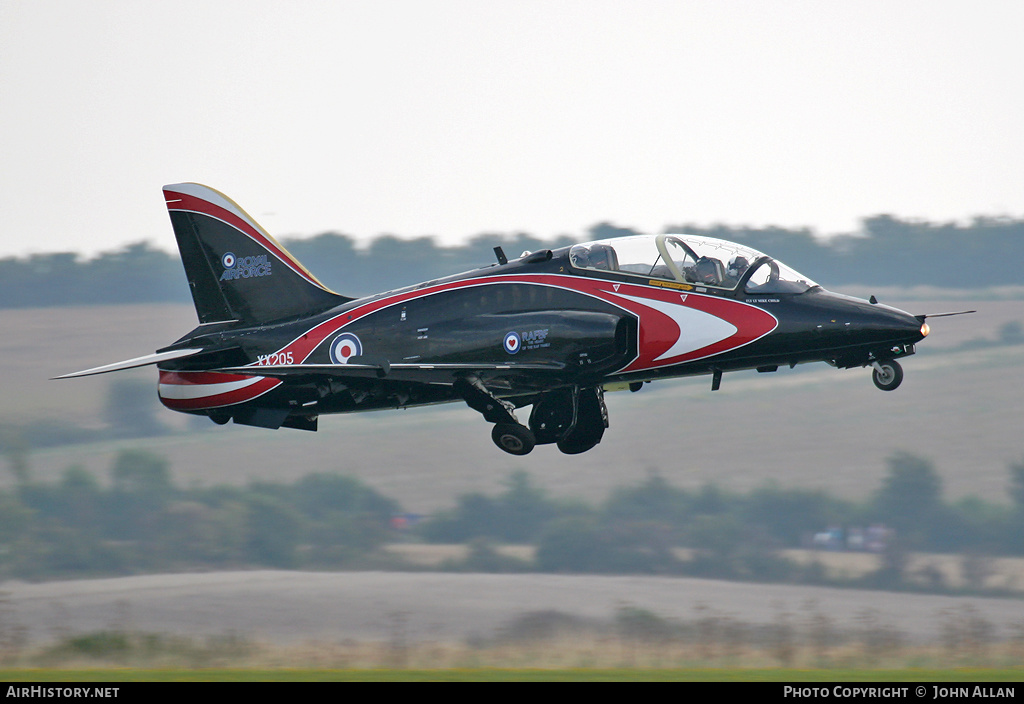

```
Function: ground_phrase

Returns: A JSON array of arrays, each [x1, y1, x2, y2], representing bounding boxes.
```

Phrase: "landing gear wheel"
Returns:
[[554, 387, 607, 455], [872, 360, 903, 391], [491, 424, 536, 455], [556, 429, 603, 455]]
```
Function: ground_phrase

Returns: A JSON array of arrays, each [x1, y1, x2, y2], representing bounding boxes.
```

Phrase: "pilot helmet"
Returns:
[[727, 255, 749, 278], [694, 257, 719, 284], [590, 245, 612, 270], [570, 246, 591, 268]]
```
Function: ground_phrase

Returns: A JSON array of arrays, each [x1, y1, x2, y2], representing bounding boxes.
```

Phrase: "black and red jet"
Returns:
[[56, 183, 963, 455]]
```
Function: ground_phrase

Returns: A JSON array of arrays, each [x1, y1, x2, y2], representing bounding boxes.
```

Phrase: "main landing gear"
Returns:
[[871, 359, 903, 391], [530, 386, 608, 455], [456, 377, 608, 456], [491, 423, 535, 455]]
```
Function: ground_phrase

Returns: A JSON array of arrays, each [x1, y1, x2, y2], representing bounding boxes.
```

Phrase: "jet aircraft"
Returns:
[[57, 183, 957, 455]]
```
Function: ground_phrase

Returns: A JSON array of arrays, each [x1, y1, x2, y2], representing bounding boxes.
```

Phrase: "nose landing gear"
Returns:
[[871, 360, 903, 391]]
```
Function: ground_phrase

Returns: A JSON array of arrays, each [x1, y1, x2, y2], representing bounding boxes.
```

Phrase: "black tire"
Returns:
[[872, 360, 903, 391], [528, 388, 577, 445], [555, 387, 607, 454], [491, 423, 536, 455], [556, 430, 603, 455]]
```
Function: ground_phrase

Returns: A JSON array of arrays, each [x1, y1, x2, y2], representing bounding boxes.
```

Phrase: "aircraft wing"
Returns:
[[211, 361, 567, 385]]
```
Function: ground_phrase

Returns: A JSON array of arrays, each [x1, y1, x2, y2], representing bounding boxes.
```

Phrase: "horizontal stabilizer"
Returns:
[[52, 348, 206, 380]]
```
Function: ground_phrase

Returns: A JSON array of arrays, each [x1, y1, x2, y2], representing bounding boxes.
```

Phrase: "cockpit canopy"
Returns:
[[568, 234, 818, 295]]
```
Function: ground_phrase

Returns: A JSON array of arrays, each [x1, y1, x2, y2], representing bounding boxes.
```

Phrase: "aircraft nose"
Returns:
[[887, 307, 927, 338], [810, 293, 927, 347], [853, 301, 928, 345]]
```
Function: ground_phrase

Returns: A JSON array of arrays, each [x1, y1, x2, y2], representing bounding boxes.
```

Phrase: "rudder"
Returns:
[[163, 183, 350, 325]]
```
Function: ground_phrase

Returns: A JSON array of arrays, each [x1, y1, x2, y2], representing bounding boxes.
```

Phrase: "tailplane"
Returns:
[[164, 183, 350, 326]]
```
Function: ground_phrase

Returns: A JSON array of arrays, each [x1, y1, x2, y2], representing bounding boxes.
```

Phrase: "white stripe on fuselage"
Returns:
[[605, 292, 737, 361], [158, 376, 262, 400]]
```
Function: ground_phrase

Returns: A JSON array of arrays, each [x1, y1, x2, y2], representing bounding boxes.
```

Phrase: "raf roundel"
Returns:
[[221, 252, 236, 269], [329, 332, 363, 365], [503, 331, 521, 354]]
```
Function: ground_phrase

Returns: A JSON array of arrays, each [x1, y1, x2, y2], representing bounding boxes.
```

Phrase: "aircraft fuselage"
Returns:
[[156, 247, 925, 425], [57, 184, 937, 455]]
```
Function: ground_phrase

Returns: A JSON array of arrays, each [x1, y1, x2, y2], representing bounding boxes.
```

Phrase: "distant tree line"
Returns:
[[3, 214, 1023, 309], [0, 243, 186, 308], [3, 447, 1023, 592], [0, 379, 184, 454], [421, 455, 1024, 589], [0, 450, 399, 578]]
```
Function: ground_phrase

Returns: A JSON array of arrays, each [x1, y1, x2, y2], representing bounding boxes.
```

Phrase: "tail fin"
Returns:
[[163, 183, 351, 326]]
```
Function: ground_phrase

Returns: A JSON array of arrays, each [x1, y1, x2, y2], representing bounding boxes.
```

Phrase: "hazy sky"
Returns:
[[2, 0, 1022, 258]]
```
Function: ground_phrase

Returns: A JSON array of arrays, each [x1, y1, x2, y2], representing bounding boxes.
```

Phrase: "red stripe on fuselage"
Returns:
[[592, 283, 778, 372], [253, 274, 779, 375], [157, 370, 279, 411], [157, 274, 778, 412], [159, 370, 256, 385]]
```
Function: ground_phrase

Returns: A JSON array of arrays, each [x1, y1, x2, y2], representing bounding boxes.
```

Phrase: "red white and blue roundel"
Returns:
[[330, 332, 363, 364], [503, 331, 521, 354], [221, 252, 236, 269]]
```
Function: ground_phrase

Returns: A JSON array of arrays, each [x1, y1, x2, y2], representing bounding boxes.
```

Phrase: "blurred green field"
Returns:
[[1, 667, 1022, 682]]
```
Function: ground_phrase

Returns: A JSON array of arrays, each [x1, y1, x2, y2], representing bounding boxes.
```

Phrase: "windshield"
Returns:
[[569, 234, 817, 294]]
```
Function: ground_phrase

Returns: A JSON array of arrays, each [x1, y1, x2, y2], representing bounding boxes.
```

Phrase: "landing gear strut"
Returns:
[[454, 376, 537, 455], [871, 360, 903, 391], [456, 377, 609, 456], [530, 386, 608, 455]]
